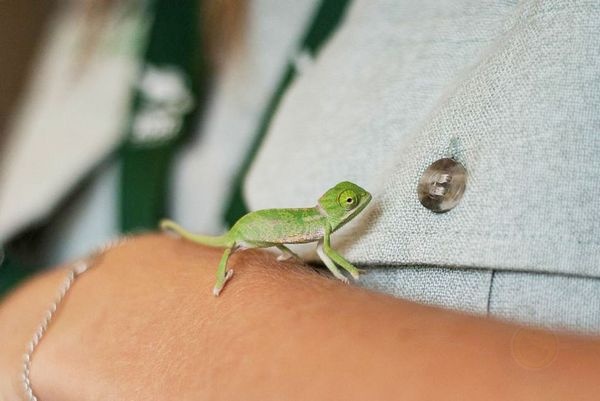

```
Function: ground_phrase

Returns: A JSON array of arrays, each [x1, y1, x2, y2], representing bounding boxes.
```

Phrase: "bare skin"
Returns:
[[1, 234, 600, 401]]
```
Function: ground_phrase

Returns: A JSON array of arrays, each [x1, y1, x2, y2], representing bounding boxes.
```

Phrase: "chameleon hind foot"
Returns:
[[213, 269, 234, 297], [336, 273, 350, 284], [275, 244, 304, 263], [213, 247, 234, 296], [316, 241, 350, 284]]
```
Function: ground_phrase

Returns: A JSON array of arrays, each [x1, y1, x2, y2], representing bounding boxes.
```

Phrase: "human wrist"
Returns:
[[8, 233, 600, 401], [23, 233, 338, 400]]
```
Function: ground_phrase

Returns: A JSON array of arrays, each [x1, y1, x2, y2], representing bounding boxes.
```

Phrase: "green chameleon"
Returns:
[[160, 181, 372, 296]]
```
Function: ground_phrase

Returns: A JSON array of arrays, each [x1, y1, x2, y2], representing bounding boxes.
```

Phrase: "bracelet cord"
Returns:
[[21, 237, 129, 401]]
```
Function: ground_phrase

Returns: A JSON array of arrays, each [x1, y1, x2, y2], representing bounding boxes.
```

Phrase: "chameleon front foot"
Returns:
[[213, 269, 234, 297], [334, 272, 350, 284]]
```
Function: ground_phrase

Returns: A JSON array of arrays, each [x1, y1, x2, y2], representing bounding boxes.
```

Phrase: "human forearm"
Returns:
[[1, 234, 599, 400]]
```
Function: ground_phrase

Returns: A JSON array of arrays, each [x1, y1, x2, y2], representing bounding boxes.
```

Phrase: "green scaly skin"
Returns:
[[160, 181, 372, 296]]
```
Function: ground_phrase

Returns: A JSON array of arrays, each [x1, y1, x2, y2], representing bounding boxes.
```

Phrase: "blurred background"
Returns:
[[0, 1, 57, 151], [1, 0, 63, 294], [0, 0, 330, 296]]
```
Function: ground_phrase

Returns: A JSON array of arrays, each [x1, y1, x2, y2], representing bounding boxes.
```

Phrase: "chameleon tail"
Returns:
[[160, 219, 232, 248]]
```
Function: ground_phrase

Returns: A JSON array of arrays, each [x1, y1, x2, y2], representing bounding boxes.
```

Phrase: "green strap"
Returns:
[[0, 252, 35, 299], [0, 0, 204, 296], [0, 0, 350, 297], [224, 0, 352, 227], [120, 0, 203, 232]]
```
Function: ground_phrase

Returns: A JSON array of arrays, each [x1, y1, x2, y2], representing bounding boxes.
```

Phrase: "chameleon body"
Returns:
[[160, 181, 372, 296]]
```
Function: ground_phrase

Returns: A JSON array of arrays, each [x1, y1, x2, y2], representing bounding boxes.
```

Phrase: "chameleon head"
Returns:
[[317, 181, 372, 232]]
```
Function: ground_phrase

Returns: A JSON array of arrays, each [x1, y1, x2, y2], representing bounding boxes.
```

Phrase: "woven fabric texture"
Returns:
[[246, 0, 600, 332], [359, 267, 600, 334]]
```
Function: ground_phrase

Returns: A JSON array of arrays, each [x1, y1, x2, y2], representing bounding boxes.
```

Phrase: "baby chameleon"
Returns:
[[160, 181, 372, 296]]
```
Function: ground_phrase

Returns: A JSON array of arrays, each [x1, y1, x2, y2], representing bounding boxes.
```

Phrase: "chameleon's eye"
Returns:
[[338, 189, 359, 210]]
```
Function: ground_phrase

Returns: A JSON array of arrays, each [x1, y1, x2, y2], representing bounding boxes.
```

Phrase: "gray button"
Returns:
[[417, 158, 467, 213]]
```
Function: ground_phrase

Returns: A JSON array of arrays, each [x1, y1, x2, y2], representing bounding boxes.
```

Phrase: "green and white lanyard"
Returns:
[[224, 0, 352, 227], [120, 0, 352, 232], [0, 0, 351, 297], [119, 0, 203, 231], [0, 0, 202, 296]]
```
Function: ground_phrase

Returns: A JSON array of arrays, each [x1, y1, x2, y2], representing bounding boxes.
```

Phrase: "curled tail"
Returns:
[[160, 219, 232, 248]]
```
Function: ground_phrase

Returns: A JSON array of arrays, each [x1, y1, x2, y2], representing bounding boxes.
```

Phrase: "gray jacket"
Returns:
[[246, 0, 600, 334]]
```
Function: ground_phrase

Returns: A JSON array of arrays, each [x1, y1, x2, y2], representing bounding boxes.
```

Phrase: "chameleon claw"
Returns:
[[332, 272, 349, 284], [351, 272, 360, 281], [275, 245, 303, 263], [276, 254, 304, 264], [213, 270, 234, 297], [225, 269, 234, 282]]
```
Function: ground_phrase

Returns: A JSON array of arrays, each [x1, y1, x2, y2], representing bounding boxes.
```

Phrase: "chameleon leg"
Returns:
[[323, 233, 361, 281], [275, 244, 303, 262], [316, 240, 349, 284], [213, 247, 234, 296]]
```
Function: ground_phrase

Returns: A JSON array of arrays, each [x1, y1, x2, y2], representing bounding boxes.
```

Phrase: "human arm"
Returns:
[[1, 234, 599, 401]]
